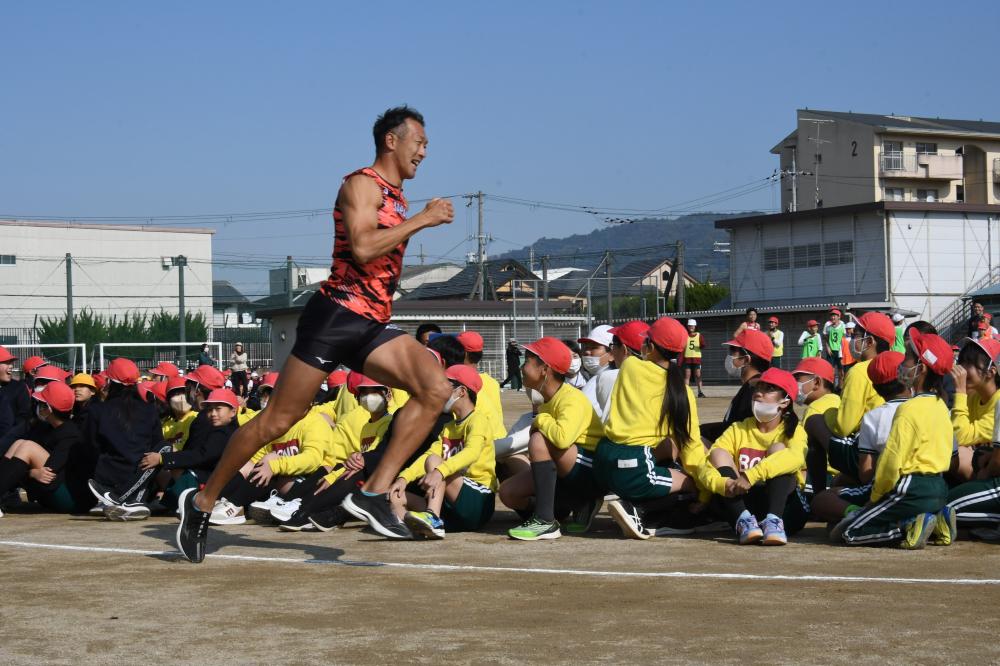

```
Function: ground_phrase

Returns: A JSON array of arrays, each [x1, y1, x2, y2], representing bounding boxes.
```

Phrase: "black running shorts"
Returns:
[[290, 292, 406, 373]]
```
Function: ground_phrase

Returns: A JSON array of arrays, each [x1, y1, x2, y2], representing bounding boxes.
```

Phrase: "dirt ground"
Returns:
[[2, 390, 999, 664]]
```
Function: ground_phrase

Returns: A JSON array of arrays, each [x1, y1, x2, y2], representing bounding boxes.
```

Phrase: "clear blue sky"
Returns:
[[3, 1, 999, 298]]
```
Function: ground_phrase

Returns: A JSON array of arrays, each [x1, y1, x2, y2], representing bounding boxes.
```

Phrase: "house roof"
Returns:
[[212, 280, 249, 305], [402, 259, 539, 300], [399, 262, 461, 280], [248, 288, 316, 311], [715, 201, 1000, 229], [0, 219, 214, 234]]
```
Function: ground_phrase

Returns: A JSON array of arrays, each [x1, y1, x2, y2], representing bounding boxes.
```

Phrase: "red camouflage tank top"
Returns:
[[320, 168, 408, 323]]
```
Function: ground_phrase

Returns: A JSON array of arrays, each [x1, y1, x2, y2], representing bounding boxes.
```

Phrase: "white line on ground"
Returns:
[[2, 539, 998, 586]]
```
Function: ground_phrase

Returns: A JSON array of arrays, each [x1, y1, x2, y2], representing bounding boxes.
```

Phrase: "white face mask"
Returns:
[[795, 378, 814, 405], [752, 399, 786, 424], [897, 363, 920, 389], [259, 398, 268, 410], [567, 357, 582, 376], [360, 393, 387, 414], [581, 356, 603, 375], [852, 334, 871, 356], [35, 404, 48, 420], [169, 394, 191, 413], [33, 385, 45, 394], [724, 354, 743, 378], [441, 392, 460, 415], [528, 388, 546, 406]]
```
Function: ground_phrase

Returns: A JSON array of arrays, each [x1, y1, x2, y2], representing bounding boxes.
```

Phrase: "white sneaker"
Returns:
[[247, 490, 282, 523], [89, 504, 106, 516], [210, 499, 246, 525], [104, 502, 151, 521], [269, 497, 302, 523]]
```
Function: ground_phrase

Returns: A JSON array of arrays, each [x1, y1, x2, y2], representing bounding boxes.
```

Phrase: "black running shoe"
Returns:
[[279, 510, 317, 532], [341, 491, 412, 539], [564, 496, 603, 534], [88, 478, 119, 506], [308, 505, 349, 532], [607, 498, 651, 540], [176, 488, 211, 563]]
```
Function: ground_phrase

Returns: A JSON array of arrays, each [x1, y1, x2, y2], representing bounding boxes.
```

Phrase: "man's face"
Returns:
[[388, 118, 428, 180], [0, 361, 11, 383], [974, 303, 984, 316]]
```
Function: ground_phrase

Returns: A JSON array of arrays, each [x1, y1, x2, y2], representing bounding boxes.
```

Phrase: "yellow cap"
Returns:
[[69, 373, 97, 389]]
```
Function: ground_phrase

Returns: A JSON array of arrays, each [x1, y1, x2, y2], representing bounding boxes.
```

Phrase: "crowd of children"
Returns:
[[2, 308, 998, 550]]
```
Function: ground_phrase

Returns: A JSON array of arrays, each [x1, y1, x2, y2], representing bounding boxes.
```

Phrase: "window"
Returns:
[[824, 241, 854, 266], [763, 246, 790, 271], [956, 184, 965, 203], [884, 187, 904, 201], [915, 142, 938, 155], [916, 189, 938, 202], [793, 243, 822, 268], [0, 255, 15, 265]]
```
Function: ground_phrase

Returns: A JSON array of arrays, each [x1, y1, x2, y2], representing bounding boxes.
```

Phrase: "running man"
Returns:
[[176, 106, 455, 562]]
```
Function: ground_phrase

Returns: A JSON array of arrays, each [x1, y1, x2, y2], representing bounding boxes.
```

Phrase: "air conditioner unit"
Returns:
[[162, 257, 172, 270]]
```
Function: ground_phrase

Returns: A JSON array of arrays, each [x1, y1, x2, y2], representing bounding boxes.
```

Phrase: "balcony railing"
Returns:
[[879, 151, 963, 179], [994, 157, 1000, 181]]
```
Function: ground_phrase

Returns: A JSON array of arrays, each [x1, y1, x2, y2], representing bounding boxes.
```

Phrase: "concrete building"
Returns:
[[0, 220, 213, 328], [773, 110, 1000, 211]]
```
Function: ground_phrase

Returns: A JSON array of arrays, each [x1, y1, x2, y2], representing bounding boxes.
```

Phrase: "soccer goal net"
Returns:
[[6, 343, 89, 374], [98, 341, 223, 373]]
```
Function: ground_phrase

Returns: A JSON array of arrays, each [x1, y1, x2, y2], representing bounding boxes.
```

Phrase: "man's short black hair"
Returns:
[[467, 350, 483, 365], [374, 106, 425, 154], [428, 335, 466, 368], [415, 322, 441, 341]]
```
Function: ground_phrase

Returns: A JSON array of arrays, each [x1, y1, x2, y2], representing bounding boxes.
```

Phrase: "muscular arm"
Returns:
[[339, 175, 453, 265]]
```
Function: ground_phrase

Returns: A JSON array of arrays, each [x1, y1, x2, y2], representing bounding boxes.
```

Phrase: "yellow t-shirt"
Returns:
[[399, 409, 497, 491], [323, 410, 392, 485], [604, 356, 701, 450], [251, 410, 336, 477], [162, 411, 197, 451], [475, 371, 506, 441], [826, 359, 884, 436], [534, 382, 605, 452], [698, 417, 808, 495], [236, 406, 258, 426], [332, 388, 359, 421], [803, 392, 841, 422], [871, 394, 951, 503], [952, 391, 1000, 447], [391, 387, 409, 411]]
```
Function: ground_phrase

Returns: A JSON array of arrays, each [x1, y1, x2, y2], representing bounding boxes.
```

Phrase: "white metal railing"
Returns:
[[994, 158, 1000, 180], [931, 265, 1000, 342], [879, 151, 913, 173]]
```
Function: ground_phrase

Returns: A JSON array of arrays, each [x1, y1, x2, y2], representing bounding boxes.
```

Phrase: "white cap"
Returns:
[[845, 321, 856, 329], [891, 313, 904, 323], [577, 324, 614, 348], [687, 319, 697, 327]]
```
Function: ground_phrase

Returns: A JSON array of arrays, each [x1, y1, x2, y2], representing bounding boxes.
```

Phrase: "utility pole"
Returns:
[[802, 118, 834, 208], [541, 255, 549, 301], [777, 148, 812, 212], [65, 253, 75, 371], [529, 246, 539, 337], [675, 241, 686, 313], [286, 256, 294, 307], [174, 255, 187, 365], [585, 278, 592, 330], [605, 250, 613, 322], [477, 191, 486, 300]]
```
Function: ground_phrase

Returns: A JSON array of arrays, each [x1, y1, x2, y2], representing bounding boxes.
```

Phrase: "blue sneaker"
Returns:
[[761, 513, 787, 546], [735, 510, 763, 545], [899, 513, 936, 550], [930, 506, 957, 546], [404, 510, 446, 540]]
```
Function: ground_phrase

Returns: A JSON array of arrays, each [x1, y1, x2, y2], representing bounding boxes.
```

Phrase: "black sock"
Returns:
[[766, 474, 797, 517], [283, 469, 326, 502], [716, 466, 747, 524], [531, 460, 558, 522], [309, 474, 361, 515], [0, 457, 29, 495]]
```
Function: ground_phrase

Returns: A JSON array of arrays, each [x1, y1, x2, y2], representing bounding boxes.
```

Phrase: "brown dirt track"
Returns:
[[2, 390, 999, 664]]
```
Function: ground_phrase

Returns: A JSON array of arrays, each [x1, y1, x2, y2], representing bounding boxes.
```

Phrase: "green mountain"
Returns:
[[493, 212, 755, 282]]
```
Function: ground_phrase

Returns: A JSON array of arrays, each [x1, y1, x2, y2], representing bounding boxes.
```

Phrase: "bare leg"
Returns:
[[359, 335, 451, 493], [194, 355, 327, 512], [499, 468, 534, 510]]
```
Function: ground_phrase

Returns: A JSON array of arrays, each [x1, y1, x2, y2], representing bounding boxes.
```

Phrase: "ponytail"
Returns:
[[781, 401, 800, 439], [654, 343, 691, 449]]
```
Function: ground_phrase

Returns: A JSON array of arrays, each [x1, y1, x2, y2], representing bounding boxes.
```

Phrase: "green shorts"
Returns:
[[593, 439, 673, 502], [828, 434, 859, 478], [31, 482, 79, 513], [838, 483, 872, 506], [843, 474, 947, 546], [556, 450, 602, 500], [441, 479, 495, 532]]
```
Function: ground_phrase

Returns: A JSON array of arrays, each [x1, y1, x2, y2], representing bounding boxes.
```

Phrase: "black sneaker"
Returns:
[[308, 506, 349, 532], [279, 510, 317, 532], [88, 478, 120, 506], [607, 498, 651, 540], [564, 497, 603, 534], [176, 488, 211, 563], [341, 491, 412, 539]]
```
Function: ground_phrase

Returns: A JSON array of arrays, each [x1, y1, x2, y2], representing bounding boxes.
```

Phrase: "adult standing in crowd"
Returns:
[[501, 339, 522, 391], [229, 343, 249, 398], [734, 307, 760, 337], [198, 344, 216, 368], [968, 302, 986, 339]]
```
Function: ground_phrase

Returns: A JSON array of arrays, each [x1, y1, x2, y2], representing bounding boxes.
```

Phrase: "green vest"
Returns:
[[801, 333, 821, 358], [891, 324, 906, 353]]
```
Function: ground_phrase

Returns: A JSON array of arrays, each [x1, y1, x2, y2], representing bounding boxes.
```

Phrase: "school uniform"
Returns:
[[162, 410, 197, 451], [16, 420, 94, 513], [0, 378, 31, 447], [87, 395, 165, 497], [842, 394, 951, 545], [322, 409, 392, 485], [836, 398, 906, 504], [251, 410, 336, 477], [534, 382, 605, 500], [825, 359, 884, 437], [594, 357, 701, 501], [951, 391, 1000, 447], [400, 409, 497, 531]]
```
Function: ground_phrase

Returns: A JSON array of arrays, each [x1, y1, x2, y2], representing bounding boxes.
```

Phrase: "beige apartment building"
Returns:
[[772, 109, 1000, 210]]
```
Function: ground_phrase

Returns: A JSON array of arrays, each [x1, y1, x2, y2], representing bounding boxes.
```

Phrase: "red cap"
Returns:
[[187, 365, 225, 390], [327, 370, 348, 387], [963, 337, 1000, 365], [756, 368, 798, 401], [347, 371, 386, 395], [978, 321, 989, 330], [258, 371, 279, 390], [166, 376, 188, 394], [806, 319, 819, 327], [22, 356, 48, 375], [908, 329, 954, 375], [35, 381, 75, 412], [34, 365, 71, 383], [202, 388, 239, 410], [137, 381, 158, 403], [445, 364, 483, 394], [829, 308, 842, 316], [856, 311, 896, 345], [427, 348, 444, 366], [106, 358, 140, 386], [456, 331, 484, 353], [609, 321, 651, 353], [645, 317, 688, 353], [523, 337, 572, 374], [149, 361, 180, 378], [868, 351, 905, 384], [93, 373, 107, 391], [768, 316, 780, 324], [0, 346, 16, 364], [987, 313, 994, 321], [723, 328, 774, 362], [792, 357, 835, 384]]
